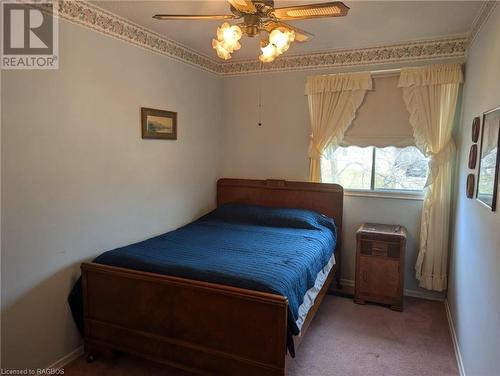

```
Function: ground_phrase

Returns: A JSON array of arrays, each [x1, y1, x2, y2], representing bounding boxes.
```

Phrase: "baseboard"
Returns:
[[46, 345, 83, 370], [340, 278, 355, 288], [340, 278, 445, 301], [403, 288, 444, 301], [445, 299, 466, 376]]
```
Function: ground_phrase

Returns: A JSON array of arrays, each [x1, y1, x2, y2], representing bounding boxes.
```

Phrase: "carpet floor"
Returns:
[[65, 296, 458, 376]]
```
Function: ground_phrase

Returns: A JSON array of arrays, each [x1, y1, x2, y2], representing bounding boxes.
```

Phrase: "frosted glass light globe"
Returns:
[[217, 23, 242, 51], [259, 42, 279, 63], [269, 28, 295, 54], [212, 39, 231, 60]]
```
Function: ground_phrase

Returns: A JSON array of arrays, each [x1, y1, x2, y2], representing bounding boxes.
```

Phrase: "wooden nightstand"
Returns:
[[354, 223, 407, 311]]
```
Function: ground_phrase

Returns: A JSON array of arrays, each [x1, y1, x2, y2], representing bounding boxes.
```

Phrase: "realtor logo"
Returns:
[[1, 0, 59, 69]]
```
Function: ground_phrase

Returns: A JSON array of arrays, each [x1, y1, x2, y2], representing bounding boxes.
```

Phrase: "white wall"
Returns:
[[221, 66, 445, 298], [448, 5, 500, 376], [1, 20, 222, 368]]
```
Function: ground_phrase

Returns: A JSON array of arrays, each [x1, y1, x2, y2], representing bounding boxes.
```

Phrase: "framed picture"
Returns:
[[472, 116, 480, 143], [466, 174, 475, 198], [476, 106, 500, 211], [141, 107, 177, 140], [468, 144, 478, 169]]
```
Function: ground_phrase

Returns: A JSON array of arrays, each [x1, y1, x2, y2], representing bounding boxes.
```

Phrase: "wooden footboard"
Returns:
[[82, 262, 289, 375]]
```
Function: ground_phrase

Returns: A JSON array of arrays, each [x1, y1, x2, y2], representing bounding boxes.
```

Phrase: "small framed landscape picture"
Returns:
[[141, 107, 177, 140]]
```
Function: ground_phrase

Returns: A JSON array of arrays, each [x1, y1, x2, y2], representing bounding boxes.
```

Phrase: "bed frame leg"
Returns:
[[334, 238, 342, 290], [85, 343, 121, 363], [84, 342, 102, 363], [334, 257, 342, 290]]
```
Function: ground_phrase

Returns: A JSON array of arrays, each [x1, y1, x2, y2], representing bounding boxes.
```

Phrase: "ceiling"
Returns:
[[93, 1, 483, 61]]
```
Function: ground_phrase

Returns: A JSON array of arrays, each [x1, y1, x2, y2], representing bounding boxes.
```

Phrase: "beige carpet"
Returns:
[[65, 296, 458, 376]]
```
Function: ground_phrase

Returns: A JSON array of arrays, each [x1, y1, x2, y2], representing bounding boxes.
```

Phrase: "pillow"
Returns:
[[204, 203, 336, 233]]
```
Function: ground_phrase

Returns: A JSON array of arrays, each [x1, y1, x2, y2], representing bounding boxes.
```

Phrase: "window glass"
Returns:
[[374, 146, 428, 191], [321, 146, 428, 191], [321, 146, 373, 190]]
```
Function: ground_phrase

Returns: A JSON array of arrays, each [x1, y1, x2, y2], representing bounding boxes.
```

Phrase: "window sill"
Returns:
[[344, 189, 425, 201]]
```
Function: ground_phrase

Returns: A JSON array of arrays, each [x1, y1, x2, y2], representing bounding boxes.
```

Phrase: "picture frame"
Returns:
[[472, 116, 480, 143], [141, 107, 177, 140], [468, 144, 478, 169], [466, 174, 475, 198], [476, 106, 500, 211]]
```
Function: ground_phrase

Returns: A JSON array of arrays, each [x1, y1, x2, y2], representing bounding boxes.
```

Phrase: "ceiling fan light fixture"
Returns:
[[259, 41, 279, 63], [212, 22, 243, 59], [212, 39, 232, 60], [156, 1, 349, 62], [216, 22, 242, 51], [269, 27, 295, 54]]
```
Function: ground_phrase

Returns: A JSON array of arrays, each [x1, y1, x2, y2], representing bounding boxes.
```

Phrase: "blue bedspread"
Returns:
[[69, 204, 337, 356]]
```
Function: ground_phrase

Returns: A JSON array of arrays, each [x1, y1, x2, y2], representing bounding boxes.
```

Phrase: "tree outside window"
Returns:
[[321, 146, 428, 191]]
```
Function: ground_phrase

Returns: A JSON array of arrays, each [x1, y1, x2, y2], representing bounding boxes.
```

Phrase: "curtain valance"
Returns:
[[398, 63, 463, 87], [305, 72, 372, 95]]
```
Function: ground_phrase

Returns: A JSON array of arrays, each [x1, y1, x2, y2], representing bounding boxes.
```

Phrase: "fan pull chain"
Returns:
[[258, 62, 263, 126], [258, 86, 262, 127]]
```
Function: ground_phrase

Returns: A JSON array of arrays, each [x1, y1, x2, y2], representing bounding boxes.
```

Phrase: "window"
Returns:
[[321, 146, 428, 191]]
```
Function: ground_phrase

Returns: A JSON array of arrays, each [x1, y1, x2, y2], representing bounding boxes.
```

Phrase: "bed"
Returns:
[[76, 178, 343, 375]]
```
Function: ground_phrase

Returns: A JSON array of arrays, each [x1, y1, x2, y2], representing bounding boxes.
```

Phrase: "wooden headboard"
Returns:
[[217, 178, 344, 285]]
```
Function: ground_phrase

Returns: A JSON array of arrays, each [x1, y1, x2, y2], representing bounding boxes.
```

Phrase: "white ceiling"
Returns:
[[93, 1, 483, 61]]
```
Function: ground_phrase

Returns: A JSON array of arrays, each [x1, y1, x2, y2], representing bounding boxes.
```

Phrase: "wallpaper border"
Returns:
[[218, 37, 467, 76], [51, 0, 479, 76], [468, 0, 499, 47], [52, 0, 220, 73]]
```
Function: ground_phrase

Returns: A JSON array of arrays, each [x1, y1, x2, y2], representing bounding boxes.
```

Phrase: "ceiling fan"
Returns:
[[153, 0, 349, 62]]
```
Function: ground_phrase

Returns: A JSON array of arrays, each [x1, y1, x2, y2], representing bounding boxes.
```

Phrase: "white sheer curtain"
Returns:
[[398, 63, 463, 291], [305, 72, 372, 182]]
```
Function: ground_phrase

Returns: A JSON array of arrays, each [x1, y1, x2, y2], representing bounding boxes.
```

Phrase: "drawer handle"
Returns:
[[363, 271, 368, 282]]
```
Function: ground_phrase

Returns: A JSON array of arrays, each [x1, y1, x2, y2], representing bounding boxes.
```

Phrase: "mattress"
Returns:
[[69, 204, 337, 356]]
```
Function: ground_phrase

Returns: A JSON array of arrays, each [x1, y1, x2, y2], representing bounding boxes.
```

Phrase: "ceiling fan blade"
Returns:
[[153, 14, 237, 20], [272, 2, 349, 20], [263, 21, 314, 42], [227, 0, 257, 14], [283, 23, 314, 42]]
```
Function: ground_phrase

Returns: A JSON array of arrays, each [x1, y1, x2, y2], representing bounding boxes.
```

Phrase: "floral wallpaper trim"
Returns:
[[468, 1, 498, 48], [53, 0, 220, 73], [47, 1, 468, 76], [219, 37, 467, 76]]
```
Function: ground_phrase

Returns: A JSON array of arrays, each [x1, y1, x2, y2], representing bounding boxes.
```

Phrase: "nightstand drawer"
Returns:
[[360, 240, 400, 258]]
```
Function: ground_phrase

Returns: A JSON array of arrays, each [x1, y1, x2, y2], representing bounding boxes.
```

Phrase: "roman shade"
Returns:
[[342, 75, 414, 147]]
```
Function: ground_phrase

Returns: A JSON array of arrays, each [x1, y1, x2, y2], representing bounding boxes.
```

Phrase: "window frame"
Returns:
[[344, 188, 425, 200]]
